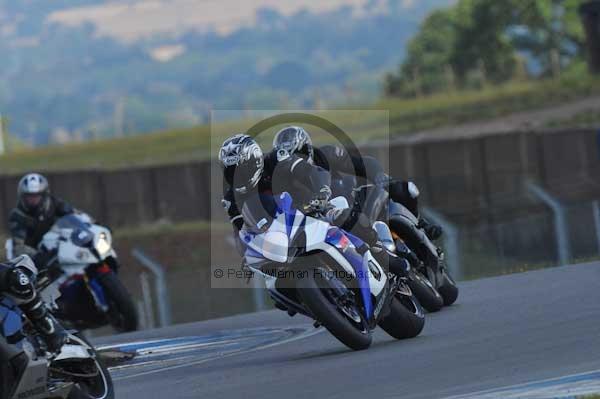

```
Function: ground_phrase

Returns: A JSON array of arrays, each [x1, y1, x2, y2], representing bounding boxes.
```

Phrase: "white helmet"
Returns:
[[18, 173, 50, 214]]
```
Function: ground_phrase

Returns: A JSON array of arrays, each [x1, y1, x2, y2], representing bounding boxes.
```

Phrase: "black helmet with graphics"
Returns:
[[219, 134, 264, 194], [272, 126, 314, 163]]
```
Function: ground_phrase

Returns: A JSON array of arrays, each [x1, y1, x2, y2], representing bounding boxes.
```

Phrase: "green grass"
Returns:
[[380, 74, 600, 134], [546, 107, 600, 128], [2, 73, 600, 174]]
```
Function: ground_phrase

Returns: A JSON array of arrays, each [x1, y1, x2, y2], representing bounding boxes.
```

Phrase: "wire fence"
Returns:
[[439, 198, 600, 280]]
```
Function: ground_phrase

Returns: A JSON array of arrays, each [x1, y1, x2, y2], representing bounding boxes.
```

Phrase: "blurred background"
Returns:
[[1, 0, 600, 331]]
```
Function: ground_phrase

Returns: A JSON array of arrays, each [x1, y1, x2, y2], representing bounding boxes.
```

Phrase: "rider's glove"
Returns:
[[308, 186, 332, 213]]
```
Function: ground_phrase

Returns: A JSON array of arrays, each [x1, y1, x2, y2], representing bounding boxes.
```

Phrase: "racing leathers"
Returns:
[[7, 195, 74, 268]]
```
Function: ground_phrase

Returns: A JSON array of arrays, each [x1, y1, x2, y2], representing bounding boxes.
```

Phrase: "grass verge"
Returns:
[[2, 73, 600, 174]]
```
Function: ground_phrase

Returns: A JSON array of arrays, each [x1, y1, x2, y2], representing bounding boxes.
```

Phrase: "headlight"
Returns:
[[95, 232, 112, 256]]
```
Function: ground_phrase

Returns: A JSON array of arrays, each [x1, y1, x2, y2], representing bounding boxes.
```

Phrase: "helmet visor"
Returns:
[[23, 193, 43, 209], [274, 128, 300, 153]]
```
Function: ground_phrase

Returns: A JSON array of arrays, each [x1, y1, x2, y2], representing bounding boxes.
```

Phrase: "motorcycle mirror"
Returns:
[[373, 221, 396, 253]]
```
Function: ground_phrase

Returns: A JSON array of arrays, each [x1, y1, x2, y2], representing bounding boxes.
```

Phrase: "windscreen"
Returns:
[[240, 194, 278, 233], [54, 214, 91, 230]]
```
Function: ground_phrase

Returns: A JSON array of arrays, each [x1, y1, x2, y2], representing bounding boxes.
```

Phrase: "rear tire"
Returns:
[[438, 269, 459, 306], [378, 294, 425, 340], [99, 272, 139, 332], [407, 270, 444, 312], [297, 272, 372, 351]]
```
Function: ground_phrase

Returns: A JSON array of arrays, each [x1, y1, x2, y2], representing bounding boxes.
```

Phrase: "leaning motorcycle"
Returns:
[[386, 199, 459, 308], [0, 256, 114, 399], [36, 213, 138, 332], [241, 192, 425, 351], [339, 179, 457, 313]]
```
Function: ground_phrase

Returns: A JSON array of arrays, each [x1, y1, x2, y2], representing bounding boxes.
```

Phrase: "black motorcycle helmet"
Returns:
[[17, 173, 50, 216], [219, 134, 264, 194], [272, 126, 314, 163]]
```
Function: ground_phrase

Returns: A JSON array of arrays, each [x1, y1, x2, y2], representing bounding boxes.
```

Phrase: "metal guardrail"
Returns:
[[131, 248, 172, 328], [525, 182, 572, 266], [422, 207, 462, 280]]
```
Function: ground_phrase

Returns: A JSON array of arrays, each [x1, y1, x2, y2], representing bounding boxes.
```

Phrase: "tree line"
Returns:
[[385, 0, 587, 97]]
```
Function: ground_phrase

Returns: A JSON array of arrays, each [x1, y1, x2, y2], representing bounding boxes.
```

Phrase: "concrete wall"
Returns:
[[0, 128, 598, 231]]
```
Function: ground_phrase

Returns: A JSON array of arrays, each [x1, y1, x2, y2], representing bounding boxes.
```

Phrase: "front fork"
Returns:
[[83, 264, 113, 313]]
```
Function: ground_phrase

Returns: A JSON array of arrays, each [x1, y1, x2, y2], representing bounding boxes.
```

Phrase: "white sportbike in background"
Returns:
[[32, 213, 138, 332]]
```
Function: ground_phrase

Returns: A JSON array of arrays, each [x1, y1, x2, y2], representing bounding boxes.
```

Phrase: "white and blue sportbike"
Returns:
[[241, 192, 425, 350]]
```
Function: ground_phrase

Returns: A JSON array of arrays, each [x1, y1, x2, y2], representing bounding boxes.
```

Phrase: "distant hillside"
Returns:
[[0, 0, 454, 146]]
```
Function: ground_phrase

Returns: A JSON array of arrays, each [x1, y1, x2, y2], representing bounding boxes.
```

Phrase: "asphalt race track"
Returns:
[[96, 262, 600, 399]]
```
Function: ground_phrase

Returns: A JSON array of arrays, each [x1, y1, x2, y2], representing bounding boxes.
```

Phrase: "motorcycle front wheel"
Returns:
[[296, 270, 372, 351], [378, 285, 425, 340], [407, 269, 444, 312], [438, 268, 459, 306], [99, 272, 139, 332], [61, 334, 115, 399]]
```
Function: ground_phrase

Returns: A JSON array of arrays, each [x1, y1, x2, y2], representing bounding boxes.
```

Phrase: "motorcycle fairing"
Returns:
[[242, 192, 388, 321]]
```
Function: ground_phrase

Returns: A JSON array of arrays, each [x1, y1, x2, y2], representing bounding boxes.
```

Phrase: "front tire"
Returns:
[[378, 292, 425, 340], [99, 272, 139, 332], [67, 359, 114, 399], [407, 270, 444, 312], [438, 269, 459, 306], [65, 334, 115, 399], [297, 272, 372, 351]]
